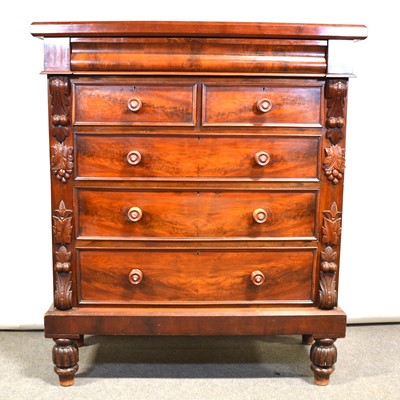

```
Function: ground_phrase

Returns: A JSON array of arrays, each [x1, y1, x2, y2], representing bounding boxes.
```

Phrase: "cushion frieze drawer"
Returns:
[[75, 135, 320, 180], [202, 83, 323, 127], [78, 249, 316, 304], [75, 189, 317, 239], [73, 82, 196, 126]]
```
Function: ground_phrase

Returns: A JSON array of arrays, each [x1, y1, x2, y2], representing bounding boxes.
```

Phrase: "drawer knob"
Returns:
[[128, 269, 143, 285], [253, 208, 268, 224], [127, 206, 143, 222], [255, 150, 270, 166], [251, 270, 265, 286], [127, 97, 143, 112], [127, 150, 142, 165], [256, 98, 272, 113]]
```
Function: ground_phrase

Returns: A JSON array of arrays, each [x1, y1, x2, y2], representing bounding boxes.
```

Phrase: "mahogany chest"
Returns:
[[31, 21, 367, 386]]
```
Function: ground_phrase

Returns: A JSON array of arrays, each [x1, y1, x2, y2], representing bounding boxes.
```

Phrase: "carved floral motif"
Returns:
[[319, 272, 337, 309], [325, 80, 347, 145], [53, 201, 73, 244], [49, 76, 70, 143], [319, 203, 342, 310], [320, 246, 337, 273], [322, 202, 342, 246], [51, 142, 74, 183], [54, 272, 72, 310], [55, 246, 71, 273], [323, 145, 345, 185]]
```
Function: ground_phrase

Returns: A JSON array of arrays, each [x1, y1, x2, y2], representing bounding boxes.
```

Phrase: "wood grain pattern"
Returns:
[[75, 135, 319, 180], [76, 190, 317, 239], [31, 21, 368, 40], [78, 249, 314, 303], [203, 84, 322, 127], [73, 83, 196, 126], [70, 38, 326, 74], [44, 305, 347, 337]]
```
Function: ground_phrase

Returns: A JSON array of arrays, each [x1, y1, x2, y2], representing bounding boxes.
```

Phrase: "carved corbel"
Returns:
[[325, 80, 347, 145], [49, 76, 70, 143]]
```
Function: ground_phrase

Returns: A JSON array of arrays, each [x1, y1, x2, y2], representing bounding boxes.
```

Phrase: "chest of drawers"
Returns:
[[31, 21, 367, 386]]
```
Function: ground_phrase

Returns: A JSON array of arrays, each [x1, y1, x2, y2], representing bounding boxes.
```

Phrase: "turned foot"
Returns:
[[302, 335, 314, 345], [310, 338, 337, 386], [52, 338, 79, 386]]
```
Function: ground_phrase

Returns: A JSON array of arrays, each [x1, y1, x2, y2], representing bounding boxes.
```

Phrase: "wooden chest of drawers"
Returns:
[[31, 21, 367, 386]]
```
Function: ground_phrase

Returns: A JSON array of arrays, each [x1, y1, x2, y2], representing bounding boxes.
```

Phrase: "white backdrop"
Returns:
[[1, 0, 399, 328]]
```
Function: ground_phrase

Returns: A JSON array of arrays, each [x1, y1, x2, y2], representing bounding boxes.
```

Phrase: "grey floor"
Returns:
[[0, 324, 399, 400]]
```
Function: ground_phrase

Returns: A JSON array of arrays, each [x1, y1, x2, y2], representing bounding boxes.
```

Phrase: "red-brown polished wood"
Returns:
[[78, 249, 315, 304], [31, 21, 367, 40], [76, 189, 317, 239], [75, 135, 319, 180], [32, 21, 367, 387]]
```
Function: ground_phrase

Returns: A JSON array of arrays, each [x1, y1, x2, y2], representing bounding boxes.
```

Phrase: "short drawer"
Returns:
[[73, 82, 196, 126], [78, 249, 315, 304], [76, 135, 319, 180], [76, 189, 317, 239], [202, 83, 323, 127]]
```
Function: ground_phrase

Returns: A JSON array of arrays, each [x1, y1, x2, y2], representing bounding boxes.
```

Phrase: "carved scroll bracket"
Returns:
[[50, 76, 70, 143], [325, 80, 347, 145]]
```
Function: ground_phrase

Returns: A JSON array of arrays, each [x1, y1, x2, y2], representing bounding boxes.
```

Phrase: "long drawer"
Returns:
[[75, 135, 319, 180], [78, 249, 316, 304], [76, 189, 317, 239]]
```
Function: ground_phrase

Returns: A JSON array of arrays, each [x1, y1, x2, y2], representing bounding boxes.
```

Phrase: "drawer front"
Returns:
[[202, 84, 322, 127], [76, 135, 319, 180], [78, 250, 315, 304], [76, 190, 317, 239], [73, 83, 196, 126]]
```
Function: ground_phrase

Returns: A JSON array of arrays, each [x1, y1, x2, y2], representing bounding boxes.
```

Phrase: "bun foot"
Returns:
[[52, 339, 79, 386], [310, 338, 337, 386]]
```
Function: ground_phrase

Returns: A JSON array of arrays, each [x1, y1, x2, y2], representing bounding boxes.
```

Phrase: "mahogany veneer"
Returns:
[[31, 21, 367, 386]]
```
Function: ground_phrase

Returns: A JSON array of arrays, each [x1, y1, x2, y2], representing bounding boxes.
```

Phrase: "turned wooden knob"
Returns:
[[254, 150, 270, 166], [127, 97, 142, 112], [253, 208, 268, 224], [251, 270, 265, 286], [127, 150, 142, 165], [128, 269, 143, 285], [256, 98, 272, 113], [127, 206, 142, 222]]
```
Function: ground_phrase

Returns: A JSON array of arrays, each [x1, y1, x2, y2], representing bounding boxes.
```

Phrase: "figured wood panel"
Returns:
[[70, 38, 326, 74], [75, 135, 319, 180], [203, 84, 322, 126], [73, 83, 196, 126], [76, 190, 198, 238], [78, 249, 314, 303], [197, 191, 317, 238], [76, 189, 317, 239]]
